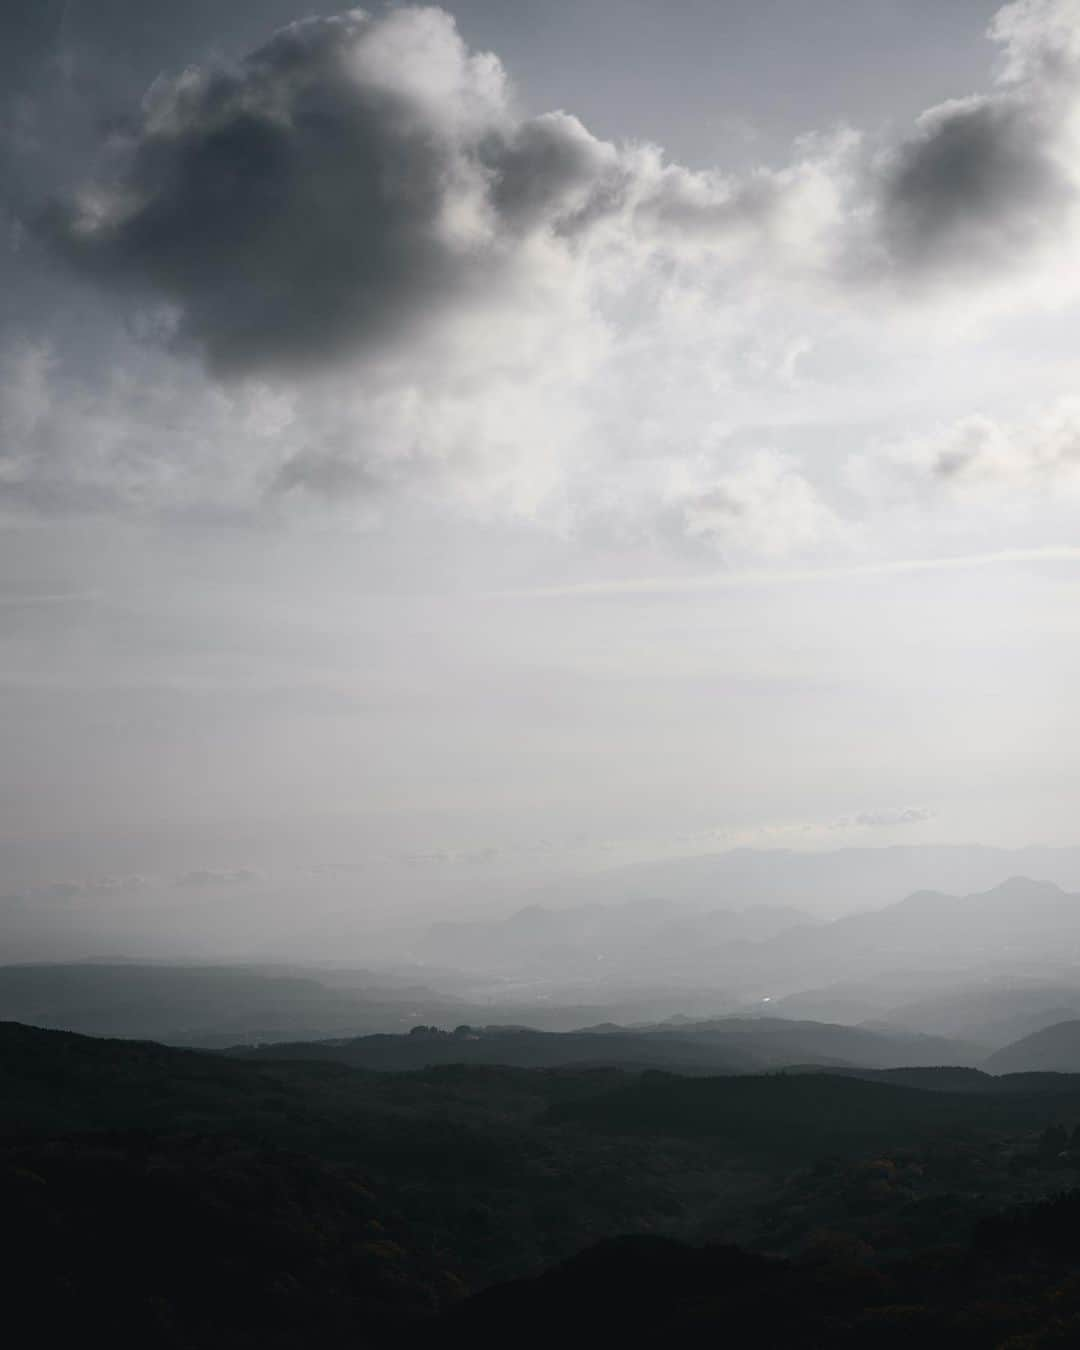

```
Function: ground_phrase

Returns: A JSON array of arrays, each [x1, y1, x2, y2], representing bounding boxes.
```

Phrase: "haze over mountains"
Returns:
[[411, 867, 1080, 1003], [11, 842, 1080, 966], [985, 1022, 1080, 1075], [9, 849, 1080, 1075], [516, 845, 1080, 921]]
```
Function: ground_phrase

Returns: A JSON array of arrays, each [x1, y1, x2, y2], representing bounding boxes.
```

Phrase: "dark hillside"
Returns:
[[547, 1068, 1080, 1159], [13, 1021, 1080, 1346]]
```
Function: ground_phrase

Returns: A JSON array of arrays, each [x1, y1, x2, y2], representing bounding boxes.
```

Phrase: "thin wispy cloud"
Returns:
[[489, 547, 1080, 600]]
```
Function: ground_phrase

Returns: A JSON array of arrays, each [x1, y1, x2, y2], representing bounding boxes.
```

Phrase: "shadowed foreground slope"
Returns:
[[12, 1022, 1080, 1345]]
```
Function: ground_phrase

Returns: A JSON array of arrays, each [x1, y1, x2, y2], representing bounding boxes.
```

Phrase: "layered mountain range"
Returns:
[[415, 875, 1080, 996]]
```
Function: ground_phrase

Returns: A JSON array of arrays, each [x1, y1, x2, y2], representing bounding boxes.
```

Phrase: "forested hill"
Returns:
[[12, 1021, 1080, 1345], [441, 1199, 1080, 1346]]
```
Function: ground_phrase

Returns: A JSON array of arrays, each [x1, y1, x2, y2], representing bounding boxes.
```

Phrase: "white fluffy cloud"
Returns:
[[855, 399, 1080, 513], [677, 451, 846, 559]]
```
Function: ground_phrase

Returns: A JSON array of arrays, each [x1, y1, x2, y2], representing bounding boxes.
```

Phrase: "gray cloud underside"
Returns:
[[39, 3, 1080, 381], [43, 14, 498, 375], [879, 96, 1073, 272], [40, 10, 640, 376]]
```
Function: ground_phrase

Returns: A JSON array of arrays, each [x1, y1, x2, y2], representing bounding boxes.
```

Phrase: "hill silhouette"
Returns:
[[986, 1019, 1080, 1074], [230, 1015, 975, 1074]]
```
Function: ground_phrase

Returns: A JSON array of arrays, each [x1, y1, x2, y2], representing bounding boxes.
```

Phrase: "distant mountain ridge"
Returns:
[[9, 869, 1080, 1051], [416, 897, 817, 977], [513, 845, 1080, 919], [738, 877, 1080, 993], [415, 875, 1080, 998]]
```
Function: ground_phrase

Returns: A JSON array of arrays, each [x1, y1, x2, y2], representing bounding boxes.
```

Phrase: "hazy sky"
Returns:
[[3, 0, 1080, 931]]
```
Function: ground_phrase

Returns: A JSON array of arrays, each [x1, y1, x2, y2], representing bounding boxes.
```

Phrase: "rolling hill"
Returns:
[[231, 1015, 978, 1074], [985, 1020, 1080, 1074]]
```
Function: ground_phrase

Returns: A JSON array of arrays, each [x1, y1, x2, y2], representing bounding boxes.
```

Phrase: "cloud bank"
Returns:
[[42, 7, 843, 378], [8, 1, 1080, 557]]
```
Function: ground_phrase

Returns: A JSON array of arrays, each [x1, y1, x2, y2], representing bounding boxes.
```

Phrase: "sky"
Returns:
[[3, 0, 1080, 947]]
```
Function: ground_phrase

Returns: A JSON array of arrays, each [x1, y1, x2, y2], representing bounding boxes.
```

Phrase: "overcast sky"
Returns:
[[3, 0, 1080, 943]]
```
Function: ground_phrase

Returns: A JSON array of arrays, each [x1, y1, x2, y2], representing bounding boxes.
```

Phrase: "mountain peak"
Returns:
[[986, 876, 1065, 896]]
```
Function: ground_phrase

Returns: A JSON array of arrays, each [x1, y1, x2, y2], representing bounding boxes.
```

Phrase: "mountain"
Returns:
[[232, 1025, 760, 1073], [542, 1069, 1080, 1153], [12, 877, 1080, 1045], [696, 877, 1080, 999], [765, 983, 899, 1024], [512, 845, 1080, 921], [0, 960, 771, 1043], [745, 874, 1080, 982], [0, 959, 777, 1044], [0, 961, 474, 1046], [14, 1020, 1080, 1348], [232, 1015, 976, 1074], [876, 979, 1080, 1048], [985, 1020, 1080, 1074], [415, 896, 817, 979], [639, 1016, 979, 1069], [439, 1194, 1080, 1347], [410, 874, 1080, 1000]]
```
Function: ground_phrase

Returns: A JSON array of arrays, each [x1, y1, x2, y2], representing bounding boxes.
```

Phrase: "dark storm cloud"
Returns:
[[48, 1, 1079, 392], [41, 12, 488, 376], [37, 9, 634, 378], [878, 95, 1073, 273], [37, 7, 816, 383]]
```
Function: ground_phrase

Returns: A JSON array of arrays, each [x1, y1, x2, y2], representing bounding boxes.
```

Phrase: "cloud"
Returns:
[[850, 807, 934, 828], [39, 9, 518, 377], [676, 450, 846, 559], [877, 96, 1071, 274], [40, 7, 835, 381], [0, 334, 287, 519], [13, 1, 1080, 558], [990, 0, 1080, 83], [45, 0, 1080, 369], [871, 0, 1080, 282], [271, 445, 387, 500], [854, 398, 1080, 510]]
